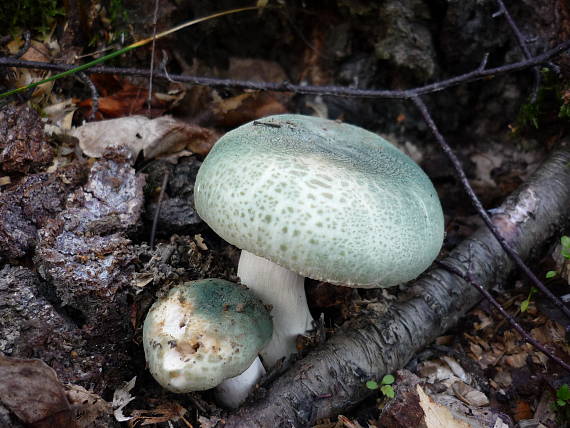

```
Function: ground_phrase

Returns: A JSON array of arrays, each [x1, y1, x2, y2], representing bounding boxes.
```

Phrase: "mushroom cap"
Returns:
[[195, 114, 444, 287], [143, 279, 272, 393]]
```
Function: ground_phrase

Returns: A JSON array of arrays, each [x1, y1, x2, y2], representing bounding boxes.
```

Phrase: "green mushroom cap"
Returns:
[[143, 279, 273, 393], [195, 114, 444, 287]]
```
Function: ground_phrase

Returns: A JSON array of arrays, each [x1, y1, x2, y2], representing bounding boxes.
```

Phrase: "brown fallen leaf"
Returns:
[[76, 74, 180, 119], [72, 115, 219, 159], [504, 352, 528, 369], [212, 92, 288, 128], [65, 384, 113, 427], [512, 400, 533, 422], [9, 40, 56, 101], [417, 385, 471, 428], [0, 355, 77, 428], [451, 381, 489, 407], [127, 401, 188, 427]]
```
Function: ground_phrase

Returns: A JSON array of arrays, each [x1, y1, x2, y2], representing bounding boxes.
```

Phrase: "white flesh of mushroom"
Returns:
[[143, 279, 272, 409], [214, 356, 266, 409], [237, 250, 314, 368]]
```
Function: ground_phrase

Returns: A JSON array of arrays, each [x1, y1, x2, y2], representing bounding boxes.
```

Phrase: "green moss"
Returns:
[[0, 0, 65, 35], [108, 0, 129, 26], [517, 68, 570, 131]]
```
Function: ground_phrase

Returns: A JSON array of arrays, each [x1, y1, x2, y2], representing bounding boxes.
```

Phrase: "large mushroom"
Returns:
[[143, 278, 272, 408], [194, 114, 444, 368]]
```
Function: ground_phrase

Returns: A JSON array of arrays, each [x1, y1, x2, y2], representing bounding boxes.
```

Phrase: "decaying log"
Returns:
[[224, 141, 570, 427]]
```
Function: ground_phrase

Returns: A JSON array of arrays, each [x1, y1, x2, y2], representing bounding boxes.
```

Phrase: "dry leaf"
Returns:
[[65, 384, 112, 427], [194, 234, 208, 251], [10, 40, 56, 101], [76, 75, 171, 119], [199, 415, 222, 428], [441, 356, 471, 383], [113, 376, 136, 422], [128, 401, 187, 427], [417, 385, 471, 428], [512, 400, 533, 422], [452, 381, 489, 407], [0, 355, 76, 427], [72, 115, 219, 159], [212, 92, 287, 127], [492, 370, 512, 389], [504, 352, 528, 368]]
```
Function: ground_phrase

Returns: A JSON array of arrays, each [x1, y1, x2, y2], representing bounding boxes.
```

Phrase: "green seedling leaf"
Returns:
[[520, 287, 537, 313], [366, 380, 379, 390], [562, 248, 570, 259], [380, 385, 395, 398], [557, 384, 570, 401], [381, 374, 395, 385], [562, 236, 570, 248], [546, 270, 557, 279], [558, 399, 567, 407]]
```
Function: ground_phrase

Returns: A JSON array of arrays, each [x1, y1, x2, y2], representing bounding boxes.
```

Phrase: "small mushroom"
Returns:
[[194, 114, 444, 367], [143, 278, 272, 408]]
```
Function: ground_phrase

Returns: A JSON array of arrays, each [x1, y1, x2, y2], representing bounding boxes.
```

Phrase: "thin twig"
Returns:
[[494, 0, 540, 102], [150, 170, 169, 250], [147, 0, 160, 116], [437, 261, 570, 372], [1, 37, 569, 100], [14, 31, 31, 59], [76, 71, 98, 119], [412, 95, 570, 321]]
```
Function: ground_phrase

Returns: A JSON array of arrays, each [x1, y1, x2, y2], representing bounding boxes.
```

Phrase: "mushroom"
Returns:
[[194, 114, 444, 368], [143, 278, 272, 408]]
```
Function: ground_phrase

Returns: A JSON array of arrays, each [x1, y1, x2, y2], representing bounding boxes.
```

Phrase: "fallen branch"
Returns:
[[1, 37, 569, 100], [223, 142, 570, 427], [413, 95, 570, 320]]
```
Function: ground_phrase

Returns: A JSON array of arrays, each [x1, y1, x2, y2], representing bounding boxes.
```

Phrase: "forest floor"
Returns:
[[1, 1, 570, 427]]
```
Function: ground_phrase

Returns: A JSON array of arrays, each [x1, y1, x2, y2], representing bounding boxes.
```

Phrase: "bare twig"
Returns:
[[412, 95, 570, 320], [76, 71, 98, 119], [14, 31, 31, 59], [150, 170, 169, 250], [147, 0, 160, 116], [1, 38, 569, 99], [493, 0, 541, 102], [438, 261, 570, 371]]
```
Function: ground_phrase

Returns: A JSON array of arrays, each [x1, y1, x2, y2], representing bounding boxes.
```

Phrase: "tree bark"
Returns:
[[224, 141, 570, 427]]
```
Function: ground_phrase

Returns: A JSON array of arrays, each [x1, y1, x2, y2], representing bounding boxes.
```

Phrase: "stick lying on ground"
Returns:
[[224, 142, 570, 427]]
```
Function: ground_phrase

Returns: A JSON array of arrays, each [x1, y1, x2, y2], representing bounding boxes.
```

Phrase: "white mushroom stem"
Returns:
[[214, 356, 266, 409], [237, 250, 314, 368]]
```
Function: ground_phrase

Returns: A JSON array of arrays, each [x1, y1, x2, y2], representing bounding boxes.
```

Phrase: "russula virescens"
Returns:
[[143, 278, 272, 408], [194, 114, 444, 368]]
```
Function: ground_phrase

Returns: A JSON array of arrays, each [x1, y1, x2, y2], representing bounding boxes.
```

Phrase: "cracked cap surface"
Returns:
[[143, 279, 272, 392], [195, 114, 444, 287]]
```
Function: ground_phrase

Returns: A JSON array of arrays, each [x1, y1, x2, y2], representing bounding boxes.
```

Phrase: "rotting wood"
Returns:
[[224, 141, 570, 427]]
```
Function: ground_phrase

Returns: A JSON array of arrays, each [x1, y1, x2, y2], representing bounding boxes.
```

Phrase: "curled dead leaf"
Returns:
[[0, 355, 76, 427], [72, 115, 219, 159], [451, 381, 489, 407]]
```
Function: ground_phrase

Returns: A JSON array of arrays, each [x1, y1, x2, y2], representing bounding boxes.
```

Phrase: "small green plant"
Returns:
[[516, 68, 570, 131], [561, 236, 570, 259], [554, 384, 570, 423], [546, 270, 557, 279], [556, 384, 570, 407], [0, 0, 65, 35], [520, 287, 537, 313], [366, 374, 395, 398]]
